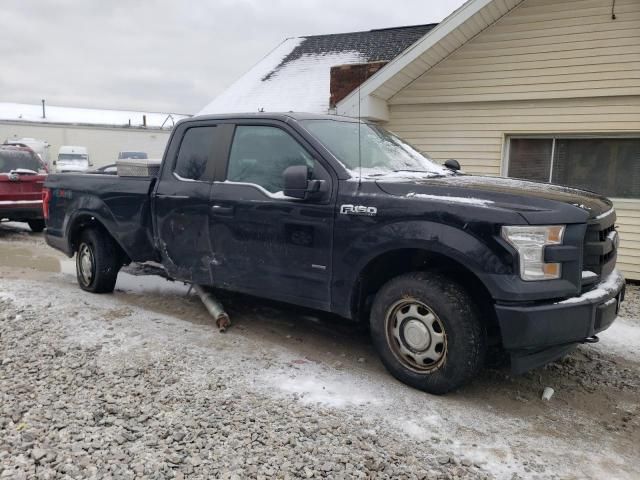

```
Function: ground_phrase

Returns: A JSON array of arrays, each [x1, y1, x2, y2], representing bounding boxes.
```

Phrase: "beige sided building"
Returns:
[[338, 0, 640, 279]]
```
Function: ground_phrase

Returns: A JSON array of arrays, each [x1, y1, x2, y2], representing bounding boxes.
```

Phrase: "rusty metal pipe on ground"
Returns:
[[193, 285, 230, 332]]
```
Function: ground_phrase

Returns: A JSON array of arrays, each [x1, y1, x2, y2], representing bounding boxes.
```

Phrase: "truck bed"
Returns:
[[45, 173, 157, 262]]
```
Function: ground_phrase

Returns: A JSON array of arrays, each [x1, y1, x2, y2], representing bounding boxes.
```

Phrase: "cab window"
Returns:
[[174, 127, 217, 181], [227, 126, 316, 194]]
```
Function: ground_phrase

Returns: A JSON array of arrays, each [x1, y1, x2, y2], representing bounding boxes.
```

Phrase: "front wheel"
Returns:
[[370, 272, 486, 394], [76, 228, 121, 293]]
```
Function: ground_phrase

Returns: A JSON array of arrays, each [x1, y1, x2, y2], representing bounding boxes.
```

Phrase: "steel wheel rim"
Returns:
[[77, 243, 94, 286], [385, 299, 448, 373]]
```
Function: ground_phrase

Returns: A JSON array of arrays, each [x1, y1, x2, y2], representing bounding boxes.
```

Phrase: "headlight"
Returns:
[[501, 225, 565, 281]]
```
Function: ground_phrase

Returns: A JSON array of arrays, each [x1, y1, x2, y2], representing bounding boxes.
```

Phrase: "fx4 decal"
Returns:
[[340, 204, 377, 216]]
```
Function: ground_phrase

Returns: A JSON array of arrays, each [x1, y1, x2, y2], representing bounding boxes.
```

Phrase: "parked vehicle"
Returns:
[[88, 164, 118, 175], [56, 146, 91, 173], [43, 113, 625, 394], [117, 151, 148, 160], [4, 137, 51, 170], [0, 145, 47, 232]]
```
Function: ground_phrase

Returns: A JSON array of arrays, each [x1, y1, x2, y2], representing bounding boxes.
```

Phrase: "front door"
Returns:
[[209, 123, 335, 310]]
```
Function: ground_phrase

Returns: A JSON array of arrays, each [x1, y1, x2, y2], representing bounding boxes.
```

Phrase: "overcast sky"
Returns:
[[1, 0, 467, 114]]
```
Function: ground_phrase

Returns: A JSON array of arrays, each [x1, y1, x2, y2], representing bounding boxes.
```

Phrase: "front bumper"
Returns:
[[494, 269, 625, 373]]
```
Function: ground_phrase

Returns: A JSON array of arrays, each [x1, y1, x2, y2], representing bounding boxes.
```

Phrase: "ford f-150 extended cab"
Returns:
[[43, 113, 625, 394]]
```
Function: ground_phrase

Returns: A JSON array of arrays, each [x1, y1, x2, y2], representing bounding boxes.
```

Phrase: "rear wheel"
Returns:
[[76, 228, 121, 293], [27, 219, 45, 232], [370, 272, 486, 394]]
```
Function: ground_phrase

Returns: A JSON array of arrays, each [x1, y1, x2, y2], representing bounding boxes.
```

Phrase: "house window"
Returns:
[[507, 136, 640, 198]]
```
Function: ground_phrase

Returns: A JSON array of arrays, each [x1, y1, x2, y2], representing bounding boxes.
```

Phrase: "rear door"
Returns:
[[153, 121, 234, 284], [208, 121, 336, 310]]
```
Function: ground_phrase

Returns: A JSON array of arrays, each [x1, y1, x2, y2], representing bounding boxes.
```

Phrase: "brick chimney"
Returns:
[[329, 61, 388, 109]]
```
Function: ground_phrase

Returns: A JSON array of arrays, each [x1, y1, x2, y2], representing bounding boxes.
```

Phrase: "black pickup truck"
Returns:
[[44, 113, 625, 394]]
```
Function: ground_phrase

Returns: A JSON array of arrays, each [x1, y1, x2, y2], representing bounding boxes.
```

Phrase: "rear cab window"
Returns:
[[173, 126, 218, 181]]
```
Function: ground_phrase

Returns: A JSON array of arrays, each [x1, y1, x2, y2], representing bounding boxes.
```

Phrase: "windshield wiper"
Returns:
[[392, 169, 450, 177], [362, 169, 447, 178]]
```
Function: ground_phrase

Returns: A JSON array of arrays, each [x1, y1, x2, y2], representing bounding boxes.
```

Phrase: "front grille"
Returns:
[[583, 209, 617, 284]]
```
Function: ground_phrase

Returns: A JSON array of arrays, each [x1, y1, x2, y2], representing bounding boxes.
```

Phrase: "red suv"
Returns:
[[0, 145, 48, 232]]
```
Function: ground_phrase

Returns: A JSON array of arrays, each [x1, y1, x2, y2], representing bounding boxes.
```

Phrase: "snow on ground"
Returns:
[[1, 278, 483, 478], [595, 318, 640, 362]]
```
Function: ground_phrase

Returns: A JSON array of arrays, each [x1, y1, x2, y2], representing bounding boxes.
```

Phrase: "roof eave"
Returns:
[[336, 0, 524, 121]]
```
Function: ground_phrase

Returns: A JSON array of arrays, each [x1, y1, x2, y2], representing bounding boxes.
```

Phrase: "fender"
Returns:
[[64, 202, 120, 254], [331, 220, 510, 318]]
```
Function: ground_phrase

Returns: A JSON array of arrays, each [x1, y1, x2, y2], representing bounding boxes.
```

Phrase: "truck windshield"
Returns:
[[0, 149, 42, 172], [301, 119, 450, 177], [58, 154, 88, 161]]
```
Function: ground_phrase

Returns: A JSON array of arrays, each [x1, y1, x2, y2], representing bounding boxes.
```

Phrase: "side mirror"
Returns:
[[52, 160, 57, 165], [283, 165, 322, 200], [444, 159, 461, 171]]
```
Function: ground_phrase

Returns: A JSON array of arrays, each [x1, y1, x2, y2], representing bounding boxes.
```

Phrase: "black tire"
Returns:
[[27, 219, 45, 233], [75, 228, 121, 293], [370, 272, 486, 395]]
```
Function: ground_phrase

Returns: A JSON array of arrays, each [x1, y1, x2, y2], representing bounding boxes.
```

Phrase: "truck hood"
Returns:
[[375, 173, 613, 222]]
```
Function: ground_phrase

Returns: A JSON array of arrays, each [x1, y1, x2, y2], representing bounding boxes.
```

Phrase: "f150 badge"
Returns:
[[340, 204, 377, 216]]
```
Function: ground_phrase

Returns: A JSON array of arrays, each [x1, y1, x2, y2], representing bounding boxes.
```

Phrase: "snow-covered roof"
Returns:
[[199, 24, 436, 116], [0, 102, 190, 129]]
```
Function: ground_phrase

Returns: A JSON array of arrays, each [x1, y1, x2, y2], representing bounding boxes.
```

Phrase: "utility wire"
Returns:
[[357, 67, 363, 189]]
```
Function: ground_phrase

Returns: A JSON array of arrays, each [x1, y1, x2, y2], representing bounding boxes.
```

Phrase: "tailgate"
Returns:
[[0, 173, 47, 202]]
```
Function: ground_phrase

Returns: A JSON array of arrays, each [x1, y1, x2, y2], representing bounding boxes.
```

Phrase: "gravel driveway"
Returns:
[[1, 223, 639, 479]]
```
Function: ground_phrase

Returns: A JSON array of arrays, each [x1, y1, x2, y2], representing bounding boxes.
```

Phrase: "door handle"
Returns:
[[210, 204, 235, 216]]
